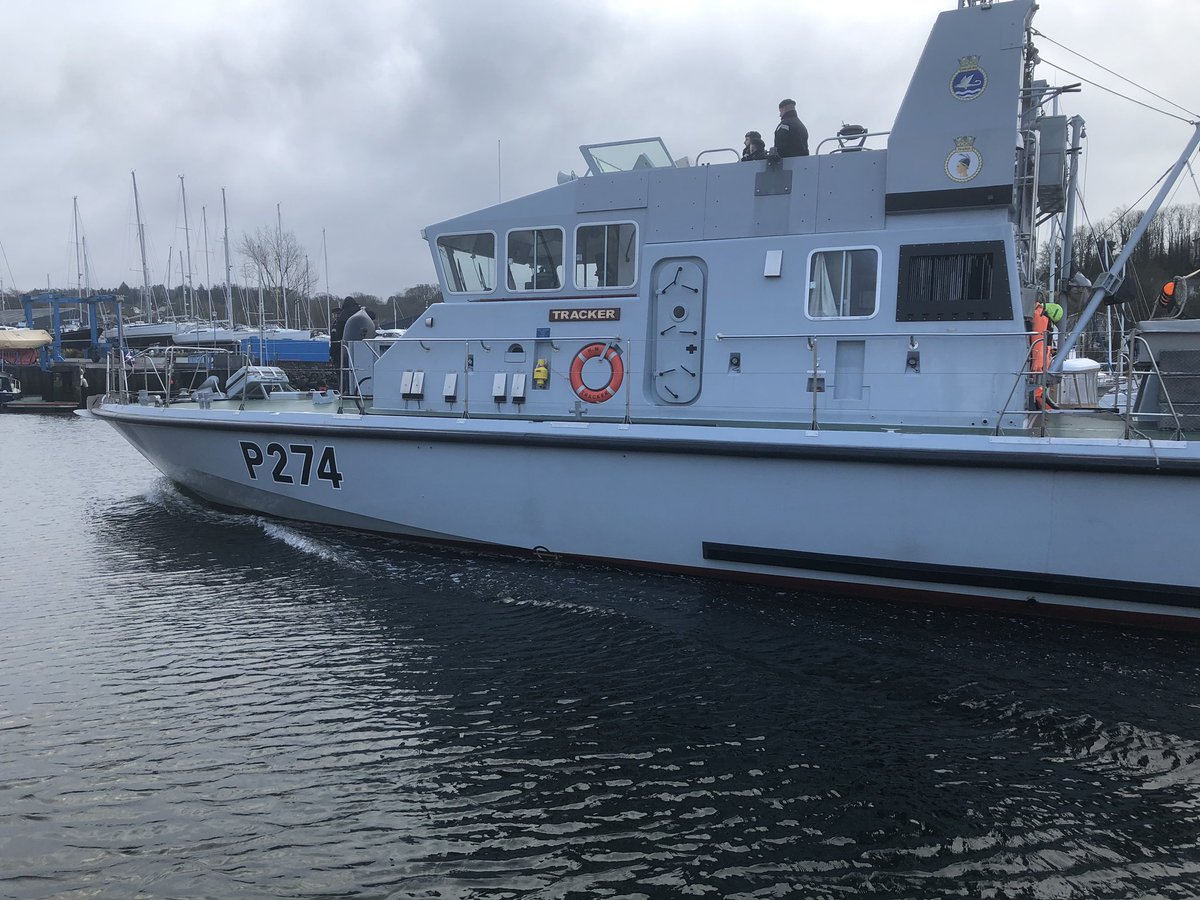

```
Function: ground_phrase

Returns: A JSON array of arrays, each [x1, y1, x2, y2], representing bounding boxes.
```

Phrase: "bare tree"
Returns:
[[386, 283, 443, 326], [237, 227, 319, 324]]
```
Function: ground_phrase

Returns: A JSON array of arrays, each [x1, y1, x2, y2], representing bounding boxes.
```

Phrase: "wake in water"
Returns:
[[100, 477, 657, 621], [949, 686, 1200, 795]]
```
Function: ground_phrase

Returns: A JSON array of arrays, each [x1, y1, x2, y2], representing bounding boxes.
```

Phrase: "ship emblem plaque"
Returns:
[[945, 136, 983, 183], [950, 56, 987, 101]]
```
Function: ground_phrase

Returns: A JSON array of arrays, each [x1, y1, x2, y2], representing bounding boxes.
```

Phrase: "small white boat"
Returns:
[[173, 324, 328, 345], [0, 370, 22, 404], [0, 327, 53, 351], [104, 320, 196, 345]]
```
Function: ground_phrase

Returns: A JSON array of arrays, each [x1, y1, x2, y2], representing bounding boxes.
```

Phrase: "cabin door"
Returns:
[[650, 258, 706, 404]]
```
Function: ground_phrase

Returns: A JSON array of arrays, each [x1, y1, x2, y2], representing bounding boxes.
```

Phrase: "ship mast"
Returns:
[[1014, 16, 1039, 290]]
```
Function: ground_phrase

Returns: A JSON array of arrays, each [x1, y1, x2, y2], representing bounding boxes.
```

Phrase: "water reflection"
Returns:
[[2, 415, 1200, 897]]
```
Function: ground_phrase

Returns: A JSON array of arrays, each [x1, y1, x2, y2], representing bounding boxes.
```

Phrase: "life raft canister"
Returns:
[[569, 342, 624, 403]]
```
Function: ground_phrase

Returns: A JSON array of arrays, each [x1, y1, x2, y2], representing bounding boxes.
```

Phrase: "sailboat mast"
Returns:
[[73, 196, 82, 297], [131, 171, 156, 320], [201, 206, 215, 323], [164, 246, 173, 317], [277, 203, 287, 329], [73, 197, 88, 330], [322, 227, 331, 332], [256, 265, 266, 364], [222, 188, 233, 325], [179, 176, 195, 321]]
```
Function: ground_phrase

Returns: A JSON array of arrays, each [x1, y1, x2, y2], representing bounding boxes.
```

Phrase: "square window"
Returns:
[[808, 248, 878, 318], [507, 228, 564, 292], [575, 223, 637, 289], [437, 233, 495, 294]]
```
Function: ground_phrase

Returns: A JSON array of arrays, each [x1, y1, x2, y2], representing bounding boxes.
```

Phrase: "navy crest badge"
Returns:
[[950, 56, 987, 101], [945, 136, 982, 183]]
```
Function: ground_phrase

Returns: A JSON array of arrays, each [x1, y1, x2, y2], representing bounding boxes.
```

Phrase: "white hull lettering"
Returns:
[[548, 308, 620, 323]]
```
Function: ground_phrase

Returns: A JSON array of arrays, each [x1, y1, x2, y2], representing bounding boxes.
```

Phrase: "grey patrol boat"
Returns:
[[94, 0, 1200, 628]]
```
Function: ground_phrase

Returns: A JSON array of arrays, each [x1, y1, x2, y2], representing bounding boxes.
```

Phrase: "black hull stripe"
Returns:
[[702, 542, 1200, 610], [95, 407, 1200, 477]]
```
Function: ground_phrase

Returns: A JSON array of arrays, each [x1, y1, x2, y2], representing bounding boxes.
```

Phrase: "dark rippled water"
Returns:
[[4, 414, 1200, 898]]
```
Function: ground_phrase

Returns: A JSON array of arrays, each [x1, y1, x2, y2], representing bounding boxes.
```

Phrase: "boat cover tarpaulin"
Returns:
[[0, 329, 52, 350]]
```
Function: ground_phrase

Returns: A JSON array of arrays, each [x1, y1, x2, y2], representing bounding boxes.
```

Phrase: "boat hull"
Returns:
[[94, 401, 1200, 628]]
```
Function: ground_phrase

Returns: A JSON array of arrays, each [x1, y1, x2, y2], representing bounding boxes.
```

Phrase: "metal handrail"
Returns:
[[716, 329, 1031, 341], [1128, 333, 1186, 440], [696, 148, 739, 165], [813, 130, 891, 156], [397, 334, 623, 346]]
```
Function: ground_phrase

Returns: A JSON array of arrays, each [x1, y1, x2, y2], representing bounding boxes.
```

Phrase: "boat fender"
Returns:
[[1158, 280, 1176, 309], [569, 342, 624, 403], [1154, 278, 1184, 317]]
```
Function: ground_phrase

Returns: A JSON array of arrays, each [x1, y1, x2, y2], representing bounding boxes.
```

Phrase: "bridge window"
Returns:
[[807, 248, 879, 319], [576, 223, 637, 289], [580, 138, 675, 175], [507, 228, 564, 292], [437, 232, 496, 294], [897, 241, 1013, 321]]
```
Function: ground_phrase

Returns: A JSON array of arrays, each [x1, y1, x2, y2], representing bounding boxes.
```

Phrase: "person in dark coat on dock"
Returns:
[[329, 296, 360, 366]]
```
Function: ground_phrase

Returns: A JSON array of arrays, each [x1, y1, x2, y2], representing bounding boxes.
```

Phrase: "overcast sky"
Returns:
[[2, 0, 1198, 303]]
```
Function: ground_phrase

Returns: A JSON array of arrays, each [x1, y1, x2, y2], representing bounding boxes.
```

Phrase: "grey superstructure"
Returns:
[[94, 0, 1200, 628]]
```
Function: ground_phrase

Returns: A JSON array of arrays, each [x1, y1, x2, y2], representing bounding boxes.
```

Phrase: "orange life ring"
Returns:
[[569, 342, 624, 403]]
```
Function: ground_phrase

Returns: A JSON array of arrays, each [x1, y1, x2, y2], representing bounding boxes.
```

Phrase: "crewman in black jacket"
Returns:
[[742, 132, 767, 161], [329, 296, 360, 365], [741, 131, 766, 161], [773, 98, 809, 158]]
